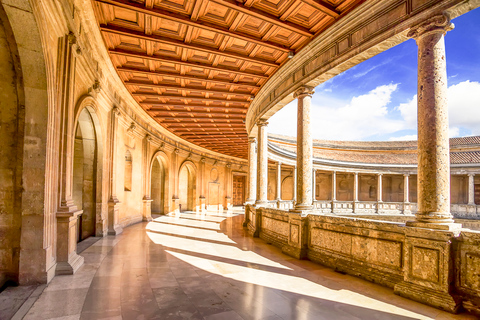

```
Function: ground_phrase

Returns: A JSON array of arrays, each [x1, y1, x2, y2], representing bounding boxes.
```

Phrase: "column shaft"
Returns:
[[293, 166, 297, 202], [404, 174, 410, 203], [276, 162, 282, 200], [408, 14, 457, 227], [353, 173, 359, 202], [332, 171, 337, 201], [312, 169, 316, 202], [468, 174, 475, 205], [377, 174, 383, 202], [246, 138, 257, 204], [256, 121, 268, 204], [294, 86, 315, 211]]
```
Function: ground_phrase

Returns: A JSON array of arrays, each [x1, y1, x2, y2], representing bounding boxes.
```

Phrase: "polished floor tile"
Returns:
[[23, 210, 478, 320]]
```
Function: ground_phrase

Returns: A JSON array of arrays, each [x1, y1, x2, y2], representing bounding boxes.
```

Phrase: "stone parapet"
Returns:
[[244, 206, 480, 314]]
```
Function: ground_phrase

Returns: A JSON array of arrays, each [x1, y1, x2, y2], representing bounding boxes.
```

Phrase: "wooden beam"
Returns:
[[143, 103, 248, 111], [94, 0, 291, 52], [153, 114, 245, 119], [212, 0, 313, 37], [125, 81, 252, 97], [109, 49, 269, 79], [160, 117, 245, 122], [135, 93, 250, 104], [298, 0, 340, 18], [152, 110, 246, 116], [101, 25, 280, 67], [117, 67, 261, 89]]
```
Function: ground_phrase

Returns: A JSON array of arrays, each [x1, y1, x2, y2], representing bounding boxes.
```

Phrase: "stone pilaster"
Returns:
[[276, 162, 282, 201], [225, 163, 232, 210], [468, 174, 475, 205], [256, 120, 269, 205], [407, 13, 459, 230], [246, 138, 257, 204], [108, 107, 123, 235], [200, 157, 206, 212], [142, 134, 153, 222], [55, 33, 84, 276], [293, 86, 315, 212]]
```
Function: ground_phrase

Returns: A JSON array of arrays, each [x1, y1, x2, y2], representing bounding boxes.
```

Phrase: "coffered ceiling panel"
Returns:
[[93, 0, 363, 158]]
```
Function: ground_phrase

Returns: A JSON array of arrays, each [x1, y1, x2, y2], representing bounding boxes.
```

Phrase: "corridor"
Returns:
[[23, 211, 476, 320]]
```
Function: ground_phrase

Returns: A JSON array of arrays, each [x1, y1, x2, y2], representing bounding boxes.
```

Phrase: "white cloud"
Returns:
[[389, 134, 417, 141], [270, 84, 404, 140], [395, 80, 480, 136], [269, 80, 480, 141]]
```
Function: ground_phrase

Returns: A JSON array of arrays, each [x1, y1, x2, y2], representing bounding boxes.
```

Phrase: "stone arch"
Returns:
[[148, 150, 170, 214], [0, 0, 53, 285], [72, 96, 106, 238], [178, 160, 198, 212]]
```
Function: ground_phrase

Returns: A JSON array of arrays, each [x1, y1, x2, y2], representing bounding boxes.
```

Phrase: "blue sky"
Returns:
[[269, 8, 480, 141]]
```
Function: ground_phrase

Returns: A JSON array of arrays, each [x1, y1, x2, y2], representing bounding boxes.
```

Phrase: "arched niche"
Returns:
[[148, 150, 170, 214], [178, 160, 197, 212], [281, 176, 294, 200], [72, 96, 105, 239]]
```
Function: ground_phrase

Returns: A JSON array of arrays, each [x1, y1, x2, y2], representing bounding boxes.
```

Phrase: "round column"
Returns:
[[246, 137, 257, 204], [407, 14, 458, 228], [276, 162, 282, 201], [256, 120, 269, 205], [294, 86, 315, 211], [468, 174, 475, 205]]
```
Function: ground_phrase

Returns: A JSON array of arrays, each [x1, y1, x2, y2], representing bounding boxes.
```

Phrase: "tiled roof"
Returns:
[[269, 134, 480, 165]]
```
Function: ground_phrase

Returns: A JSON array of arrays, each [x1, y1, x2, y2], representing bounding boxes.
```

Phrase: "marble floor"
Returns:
[[23, 210, 478, 320]]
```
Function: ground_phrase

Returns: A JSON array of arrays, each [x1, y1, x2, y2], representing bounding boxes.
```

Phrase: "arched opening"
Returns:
[[73, 108, 99, 242], [178, 162, 197, 212], [151, 158, 165, 214]]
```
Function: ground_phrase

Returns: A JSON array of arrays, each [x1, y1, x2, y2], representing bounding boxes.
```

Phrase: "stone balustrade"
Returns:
[[245, 205, 480, 314]]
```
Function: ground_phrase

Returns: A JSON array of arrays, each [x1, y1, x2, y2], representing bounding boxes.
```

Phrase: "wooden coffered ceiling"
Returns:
[[92, 0, 363, 158]]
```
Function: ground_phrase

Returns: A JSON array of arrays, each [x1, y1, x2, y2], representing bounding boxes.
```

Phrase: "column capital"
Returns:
[[248, 137, 257, 144], [468, 173, 475, 177], [403, 173, 410, 177], [277, 161, 282, 166], [257, 119, 269, 127], [407, 12, 454, 40], [293, 86, 315, 99]]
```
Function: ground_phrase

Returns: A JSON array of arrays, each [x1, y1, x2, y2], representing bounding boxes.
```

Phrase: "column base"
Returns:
[[142, 198, 153, 222], [293, 205, 313, 212], [55, 253, 84, 276], [406, 220, 462, 231], [108, 197, 123, 235], [394, 281, 461, 313]]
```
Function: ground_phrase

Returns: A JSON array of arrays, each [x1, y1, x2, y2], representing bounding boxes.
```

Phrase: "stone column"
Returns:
[[225, 163, 232, 210], [276, 162, 282, 201], [468, 174, 475, 205], [245, 137, 257, 204], [312, 169, 316, 203], [256, 120, 268, 205], [353, 172, 359, 213], [107, 107, 123, 235], [293, 166, 297, 203], [332, 171, 337, 201], [394, 14, 460, 313], [353, 173, 359, 202], [404, 174, 410, 203], [407, 13, 459, 229], [294, 86, 315, 211], [377, 174, 383, 202], [199, 157, 206, 212]]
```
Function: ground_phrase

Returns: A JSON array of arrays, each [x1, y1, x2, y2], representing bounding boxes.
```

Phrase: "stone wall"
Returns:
[[247, 206, 480, 314]]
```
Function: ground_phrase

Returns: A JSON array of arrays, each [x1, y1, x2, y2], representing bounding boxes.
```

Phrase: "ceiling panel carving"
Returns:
[[93, 0, 363, 158]]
